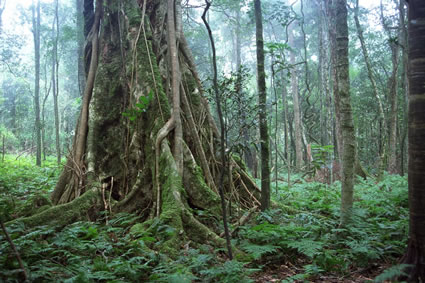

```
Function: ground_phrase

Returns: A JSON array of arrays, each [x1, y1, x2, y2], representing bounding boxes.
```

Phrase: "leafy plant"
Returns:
[[122, 90, 153, 121], [374, 264, 411, 282]]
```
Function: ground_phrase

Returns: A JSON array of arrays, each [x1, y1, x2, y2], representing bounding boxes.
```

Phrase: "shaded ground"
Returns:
[[252, 262, 393, 282]]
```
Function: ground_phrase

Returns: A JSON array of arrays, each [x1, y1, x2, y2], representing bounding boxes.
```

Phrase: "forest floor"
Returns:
[[0, 155, 408, 282], [253, 261, 393, 282]]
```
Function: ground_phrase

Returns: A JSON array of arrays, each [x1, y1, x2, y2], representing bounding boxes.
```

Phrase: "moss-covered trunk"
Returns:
[[34, 0, 260, 252]]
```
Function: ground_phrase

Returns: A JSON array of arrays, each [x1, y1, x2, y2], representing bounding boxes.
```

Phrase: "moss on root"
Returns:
[[8, 189, 103, 229], [183, 143, 221, 216], [16, 193, 52, 218], [156, 141, 185, 256]]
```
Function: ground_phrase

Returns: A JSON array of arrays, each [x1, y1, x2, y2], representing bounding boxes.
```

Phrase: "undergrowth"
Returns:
[[0, 156, 408, 282], [239, 173, 408, 281]]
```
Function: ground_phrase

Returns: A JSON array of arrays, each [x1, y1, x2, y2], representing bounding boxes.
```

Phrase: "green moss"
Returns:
[[232, 154, 247, 171], [155, 142, 185, 256], [8, 189, 102, 228], [184, 163, 221, 216], [16, 193, 52, 218]]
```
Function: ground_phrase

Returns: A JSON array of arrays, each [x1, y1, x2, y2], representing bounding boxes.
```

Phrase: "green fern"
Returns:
[[374, 264, 411, 282], [240, 242, 279, 260], [286, 238, 324, 258]]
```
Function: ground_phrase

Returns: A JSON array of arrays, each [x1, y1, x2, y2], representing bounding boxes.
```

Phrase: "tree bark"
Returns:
[[401, 0, 425, 280], [51, 0, 102, 204], [380, 1, 400, 174], [202, 0, 233, 260], [32, 0, 42, 166], [334, 0, 356, 226], [166, 0, 183, 175], [354, 0, 386, 179], [46, 0, 260, 255], [254, 0, 270, 211], [76, 0, 86, 97], [289, 25, 304, 171], [53, 0, 61, 165]]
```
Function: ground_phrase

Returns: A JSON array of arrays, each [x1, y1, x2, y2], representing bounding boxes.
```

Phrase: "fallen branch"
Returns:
[[1, 220, 28, 281], [220, 205, 258, 237]]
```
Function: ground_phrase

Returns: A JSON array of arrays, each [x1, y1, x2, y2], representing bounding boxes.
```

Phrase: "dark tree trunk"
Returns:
[[254, 0, 270, 211], [401, 0, 425, 280]]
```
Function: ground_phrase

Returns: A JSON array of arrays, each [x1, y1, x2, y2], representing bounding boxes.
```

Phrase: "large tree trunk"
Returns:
[[401, 0, 425, 280], [44, 0, 259, 252]]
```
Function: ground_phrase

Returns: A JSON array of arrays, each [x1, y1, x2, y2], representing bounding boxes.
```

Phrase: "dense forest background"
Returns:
[[0, 0, 409, 175], [0, 0, 424, 281]]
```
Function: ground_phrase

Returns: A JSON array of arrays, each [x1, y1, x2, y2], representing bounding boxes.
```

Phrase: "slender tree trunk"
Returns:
[[380, 1, 400, 174], [235, 9, 254, 175], [399, 0, 408, 176], [354, 0, 386, 179], [335, 0, 356, 226], [254, 0, 270, 211], [318, 0, 326, 146], [0, 0, 5, 31], [76, 0, 86, 97], [202, 0, 233, 260], [52, 0, 61, 164], [32, 0, 42, 166], [289, 25, 304, 171], [326, 0, 343, 162], [51, 0, 101, 204], [166, 0, 183, 175], [42, 60, 50, 161], [401, 1, 425, 280]]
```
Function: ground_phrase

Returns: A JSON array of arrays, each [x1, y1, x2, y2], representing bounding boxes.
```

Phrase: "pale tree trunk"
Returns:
[[254, 0, 270, 211], [326, 0, 343, 162], [32, 0, 42, 166], [236, 8, 254, 176], [289, 25, 304, 171], [0, 0, 5, 31], [318, 0, 333, 153], [202, 0, 233, 260], [52, 0, 61, 165], [334, 0, 356, 226], [281, 74, 291, 188], [354, 0, 386, 179], [401, 0, 425, 279], [380, 1, 400, 174], [76, 0, 86, 97], [318, 0, 326, 146]]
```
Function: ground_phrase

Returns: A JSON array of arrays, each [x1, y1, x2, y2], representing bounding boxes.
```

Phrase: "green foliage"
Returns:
[[0, 157, 408, 281], [374, 264, 411, 282], [238, 175, 408, 277], [122, 90, 153, 121], [0, 155, 61, 221], [310, 144, 334, 171]]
